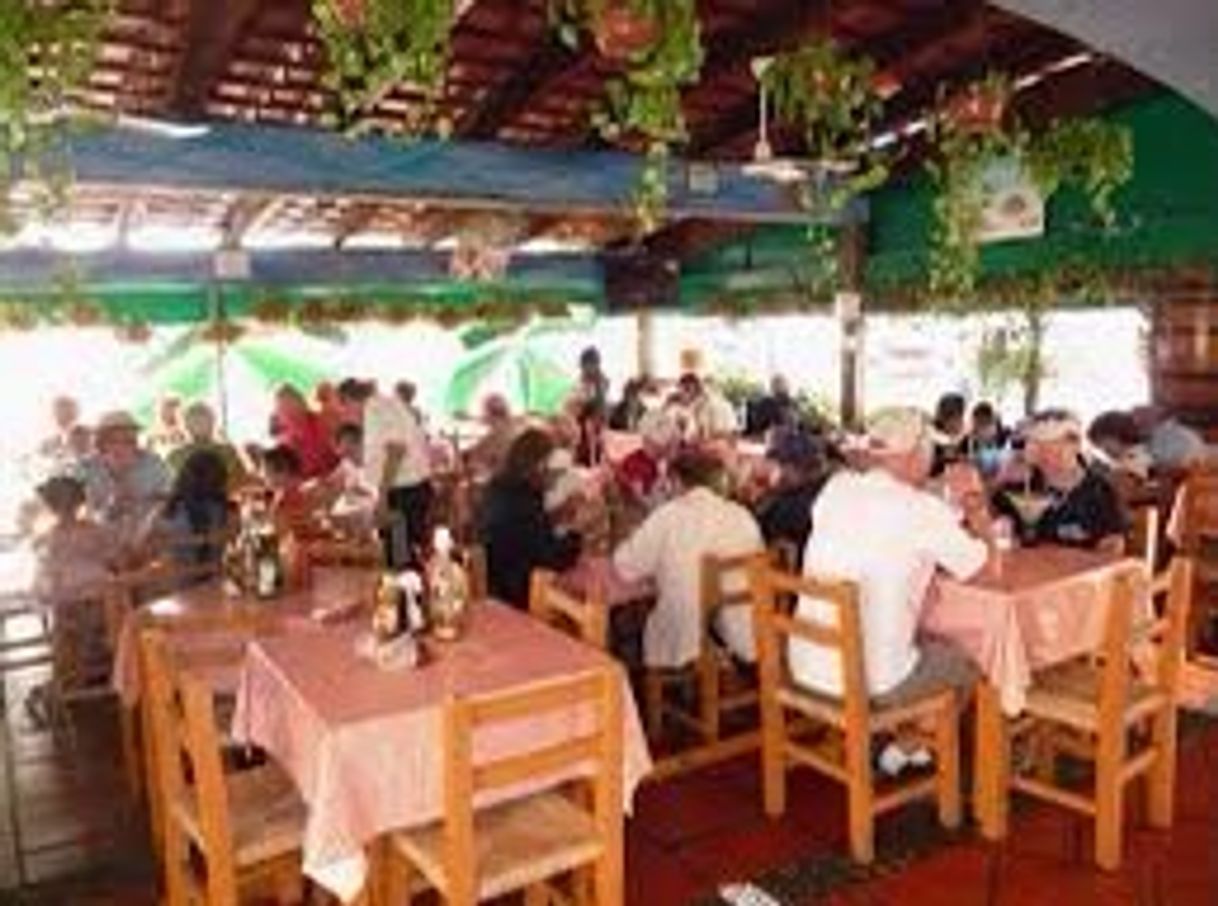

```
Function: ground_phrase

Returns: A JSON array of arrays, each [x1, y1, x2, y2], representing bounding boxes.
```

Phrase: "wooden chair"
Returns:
[[749, 561, 962, 864], [1129, 503, 1162, 577], [643, 551, 766, 769], [529, 568, 607, 649], [383, 668, 624, 906], [142, 628, 306, 906], [1171, 470, 1218, 658], [1005, 558, 1192, 871]]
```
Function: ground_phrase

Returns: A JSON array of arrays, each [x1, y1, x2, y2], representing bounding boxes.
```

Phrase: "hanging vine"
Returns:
[[552, 0, 704, 233], [0, 0, 111, 233], [762, 39, 890, 294], [312, 0, 456, 135]]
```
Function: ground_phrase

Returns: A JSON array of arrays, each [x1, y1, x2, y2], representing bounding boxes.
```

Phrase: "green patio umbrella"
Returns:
[[443, 317, 590, 416], [133, 323, 342, 439]]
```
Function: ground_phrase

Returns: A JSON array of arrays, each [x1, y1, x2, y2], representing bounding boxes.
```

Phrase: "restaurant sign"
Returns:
[[977, 156, 1045, 244]]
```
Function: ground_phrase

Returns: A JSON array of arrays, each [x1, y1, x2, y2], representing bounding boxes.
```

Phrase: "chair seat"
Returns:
[[391, 791, 602, 901], [172, 763, 306, 868], [777, 679, 952, 732], [1025, 660, 1165, 731]]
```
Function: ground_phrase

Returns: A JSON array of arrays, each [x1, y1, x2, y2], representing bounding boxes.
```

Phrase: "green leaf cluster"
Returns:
[[313, 0, 455, 135], [0, 0, 110, 233]]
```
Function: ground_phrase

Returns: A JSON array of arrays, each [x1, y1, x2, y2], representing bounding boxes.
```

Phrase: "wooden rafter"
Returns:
[[168, 0, 267, 116]]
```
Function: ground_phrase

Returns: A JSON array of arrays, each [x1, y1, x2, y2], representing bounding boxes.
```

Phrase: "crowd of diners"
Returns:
[[14, 348, 1213, 769]]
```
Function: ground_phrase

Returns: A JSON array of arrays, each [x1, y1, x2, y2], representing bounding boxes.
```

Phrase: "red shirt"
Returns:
[[276, 411, 339, 480], [616, 449, 660, 498]]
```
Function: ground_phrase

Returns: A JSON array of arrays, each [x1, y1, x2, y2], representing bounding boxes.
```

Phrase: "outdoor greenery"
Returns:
[[553, 0, 703, 232], [0, 0, 110, 233], [312, 0, 456, 135], [1025, 117, 1134, 225]]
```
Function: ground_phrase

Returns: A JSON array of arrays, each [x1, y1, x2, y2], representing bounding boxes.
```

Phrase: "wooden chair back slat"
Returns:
[[442, 667, 622, 903], [749, 561, 870, 728], [142, 629, 240, 906], [699, 551, 765, 618], [1129, 504, 1161, 574], [529, 569, 606, 649]]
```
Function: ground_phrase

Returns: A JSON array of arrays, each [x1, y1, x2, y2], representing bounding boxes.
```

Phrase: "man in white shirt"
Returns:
[[613, 448, 764, 669], [338, 378, 433, 567], [791, 408, 990, 742]]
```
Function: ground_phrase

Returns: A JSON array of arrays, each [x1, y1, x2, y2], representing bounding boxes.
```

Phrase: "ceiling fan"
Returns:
[[740, 56, 856, 187]]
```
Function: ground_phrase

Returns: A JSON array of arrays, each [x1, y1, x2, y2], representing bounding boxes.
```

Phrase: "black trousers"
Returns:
[[381, 480, 435, 569]]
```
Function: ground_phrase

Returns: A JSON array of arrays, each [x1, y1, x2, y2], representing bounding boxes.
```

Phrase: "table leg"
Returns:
[[974, 682, 1009, 840]]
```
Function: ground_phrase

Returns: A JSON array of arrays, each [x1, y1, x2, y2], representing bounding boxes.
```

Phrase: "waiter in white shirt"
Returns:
[[337, 378, 433, 567], [613, 447, 764, 670], [790, 407, 992, 774]]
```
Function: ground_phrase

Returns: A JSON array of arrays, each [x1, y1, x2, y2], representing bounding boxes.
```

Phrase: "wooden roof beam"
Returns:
[[168, 0, 266, 117]]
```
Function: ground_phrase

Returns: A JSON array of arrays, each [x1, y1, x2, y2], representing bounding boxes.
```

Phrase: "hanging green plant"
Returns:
[[1025, 117, 1133, 226], [556, 0, 702, 232], [762, 39, 890, 207], [761, 40, 890, 296], [0, 0, 110, 234], [926, 74, 1022, 302], [312, 0, 456, 135]]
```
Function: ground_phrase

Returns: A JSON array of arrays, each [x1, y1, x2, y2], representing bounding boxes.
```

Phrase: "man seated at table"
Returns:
[[81, 410, 172, 555], [615, 409, 680, 509], [994, 410, 1127, 552], [754, 427, 832, 561], [789, 407, 992, 776], [613, 447, 764, 671], [464, 394, 519, 477]]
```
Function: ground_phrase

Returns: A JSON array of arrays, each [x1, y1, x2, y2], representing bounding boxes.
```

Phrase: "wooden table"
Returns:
[[923, 546, 1137, 839], [232, 600, 652, 902]]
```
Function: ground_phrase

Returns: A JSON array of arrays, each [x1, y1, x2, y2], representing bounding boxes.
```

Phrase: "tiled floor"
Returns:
[[0, 658, 1215, 905]]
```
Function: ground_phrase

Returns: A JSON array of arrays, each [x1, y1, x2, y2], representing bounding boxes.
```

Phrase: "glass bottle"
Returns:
[[427, 527, 468, 641]]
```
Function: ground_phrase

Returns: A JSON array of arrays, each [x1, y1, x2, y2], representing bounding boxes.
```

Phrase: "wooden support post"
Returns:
[[636, 309, 655, 379], [836, 223, 866, 430]]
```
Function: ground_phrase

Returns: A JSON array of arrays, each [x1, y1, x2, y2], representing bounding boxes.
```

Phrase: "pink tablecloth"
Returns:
[[111, 568, 372, 708], [923, 547, 1137, 715], [232, 601, 652, 902]]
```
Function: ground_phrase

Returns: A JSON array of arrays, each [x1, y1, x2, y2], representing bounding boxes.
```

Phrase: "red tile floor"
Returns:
[[2, 660, 1216, 905]]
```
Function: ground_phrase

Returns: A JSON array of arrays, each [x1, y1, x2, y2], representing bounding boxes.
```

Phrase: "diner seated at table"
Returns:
[[963, 401, 1009, 477], [479, 428, 582, 608], [754, 426, 832, 559], [613, 447, 764, 669], [31, 475, 120, 693], [270, 383, 340, 481], [614, 408, 680, 509], [993, 410, 1128, 552], [144, 448, 231, 574], [1131, 403, 1213, 472], [37, 395, 84, 463], [166, 400, 248, 491], [80, 410, 171, 553], [323, 422, 377, 532], [931, 391, 968, 476], [744, 374, 797, 438], [1087, 409, 1155, 504], [608, 376, 649, 432], [463, 393, 519, 476], [261, 444, 325, 538], [790, 407, 991, 775], [145, 395, 188, 458]]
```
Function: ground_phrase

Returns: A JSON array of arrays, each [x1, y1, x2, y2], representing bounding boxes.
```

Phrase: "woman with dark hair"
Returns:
[[477, 428, 583, 608], [158, 448, 231, 569]]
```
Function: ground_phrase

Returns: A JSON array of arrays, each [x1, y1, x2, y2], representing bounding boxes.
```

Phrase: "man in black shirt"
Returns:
[[754, 427, 831, 561], [745, 375, 796, 438], [993, 410, 1127, 550]]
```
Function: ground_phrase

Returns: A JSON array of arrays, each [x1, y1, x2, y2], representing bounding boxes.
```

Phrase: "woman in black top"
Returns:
[[478, 428, 582, 608], [754, 428, 830, 562]]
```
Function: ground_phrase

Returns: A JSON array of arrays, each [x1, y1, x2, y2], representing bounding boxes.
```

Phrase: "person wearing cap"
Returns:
[[789, 407, 991, 775], [754, 427, 831, 558], [80, 410, 171, 549], [338, 378, 434, 568], [994, 409, 1127, 550], [613, 447, 765, 669]]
